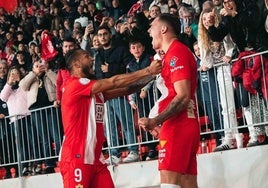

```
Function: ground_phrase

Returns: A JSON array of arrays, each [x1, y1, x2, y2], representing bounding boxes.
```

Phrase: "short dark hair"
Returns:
[[158, 13, 181, 37], [65, 48, 82, 72], [16, 50, 24, 55], [63, 36, 77, 43], [128, 37, 144, 47], [97, 25, 111, 34], [16, 31, 24, 36]]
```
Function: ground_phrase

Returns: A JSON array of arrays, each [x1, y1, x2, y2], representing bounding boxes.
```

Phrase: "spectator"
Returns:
[[231, 51, 268, 147], [127, 38, 158, 160], [51, 29, 62, 50], [28, 41, 38, 60], [50, 6, 62, 31], [74, 5, 86, 19], [0, 60, 9, 172], [86, 1, 103, 27], [202, 1, 214, 11], [178, 5, 198, 52], [193, 41, 223, 146], [60, 2, 76, 25], [198, 8, 239, 151], [19, 13, 35, 41], [169, 5, 178, 16], [58, 28, 65, 44], [182, 0, 201, 15], [14, 31, 28, 47], [0, 66, 33, 176], [54, 37, 76, 107], [107, 0, 125, 20], [148, 5, 162, 20], [11, 51, 32, 76], [207, 0, 260, 51], [149, 0, 168, 13], [255, 0, 268, 51], [101, 16, 116, 35], [94, 25, 139, 165], [212, 0, 223, 14], [81, 30, 102, 61], [5, 46, 16, 67], [4, 32, 15, 49], [29, 45, 40, 64], [80, 22, 95, 52], [62, 19, 73, 39], [20, 59, 61, 174]]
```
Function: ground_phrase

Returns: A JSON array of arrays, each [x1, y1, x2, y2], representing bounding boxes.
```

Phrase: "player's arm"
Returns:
[[101, 75, 154, 100], [141, 79, 191, 131], [91, 60, 161, 98]]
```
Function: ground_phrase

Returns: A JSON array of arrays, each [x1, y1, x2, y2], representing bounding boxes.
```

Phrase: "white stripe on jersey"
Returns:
[[84, 96, 97, 164]]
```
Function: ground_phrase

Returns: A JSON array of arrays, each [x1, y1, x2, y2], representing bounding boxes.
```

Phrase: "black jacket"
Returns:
[[208, 0, 260, 51], [0, 78, 8, 116], [94, 44, 132, 79]]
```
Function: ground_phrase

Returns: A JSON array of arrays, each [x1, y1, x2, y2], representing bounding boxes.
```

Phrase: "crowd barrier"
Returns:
[[0, 50, 267, 179]]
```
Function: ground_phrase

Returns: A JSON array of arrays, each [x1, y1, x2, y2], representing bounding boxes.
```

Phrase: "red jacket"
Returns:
[[231, 51, 268, 100]]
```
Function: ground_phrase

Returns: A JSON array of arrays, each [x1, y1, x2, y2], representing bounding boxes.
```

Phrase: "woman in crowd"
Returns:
[[198, 8, 239, 151], [0, 66, 34, 176]]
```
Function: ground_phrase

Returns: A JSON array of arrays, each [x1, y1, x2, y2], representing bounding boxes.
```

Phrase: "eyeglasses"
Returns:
[[223, 0, 234, 5]]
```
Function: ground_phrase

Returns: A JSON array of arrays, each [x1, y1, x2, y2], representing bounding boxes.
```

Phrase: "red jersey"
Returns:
[[153, 40, 198, 121], [152, 40, 200, 174], [60, 77, 106, 165]]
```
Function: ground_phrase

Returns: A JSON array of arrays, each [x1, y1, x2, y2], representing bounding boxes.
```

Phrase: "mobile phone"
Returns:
[[39, 59, 46, 65], [10, 69, 16, 75], [88, 20, 93, 28]]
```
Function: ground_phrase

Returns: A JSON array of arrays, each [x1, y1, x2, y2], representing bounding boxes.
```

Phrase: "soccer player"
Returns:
[[139, 14, 200, 188], [59, 48, 161, 188]]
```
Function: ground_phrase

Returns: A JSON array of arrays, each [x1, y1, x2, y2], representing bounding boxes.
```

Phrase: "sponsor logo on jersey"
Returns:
[[159, 140, 167, 148], [158, 140, 167, 163], [158, 148, 166, 163], [75, 184, 84, 188], [169, 56, 178, 67], [75, 154, 81, 158], [169, 56, 184, 72], [95, 104, 104, 123]]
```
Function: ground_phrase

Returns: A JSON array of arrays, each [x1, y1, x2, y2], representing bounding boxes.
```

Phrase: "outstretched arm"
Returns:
[[102, 75, 155, 100], [91, 60, 162, 99]]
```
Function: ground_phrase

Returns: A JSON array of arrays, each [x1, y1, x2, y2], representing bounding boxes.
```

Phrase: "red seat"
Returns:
[[198, 116, 210, 129]]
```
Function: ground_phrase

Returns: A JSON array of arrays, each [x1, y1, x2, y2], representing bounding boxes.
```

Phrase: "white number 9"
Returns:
[[74, 168, 82, 182]]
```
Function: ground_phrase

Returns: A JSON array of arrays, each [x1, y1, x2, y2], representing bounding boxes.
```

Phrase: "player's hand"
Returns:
[[147, 60, 162, 76], [140, 90, 147, 99], [149, 126, 160, 139], [139, 117, 150, 131], [138, 117, 158, 131]]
